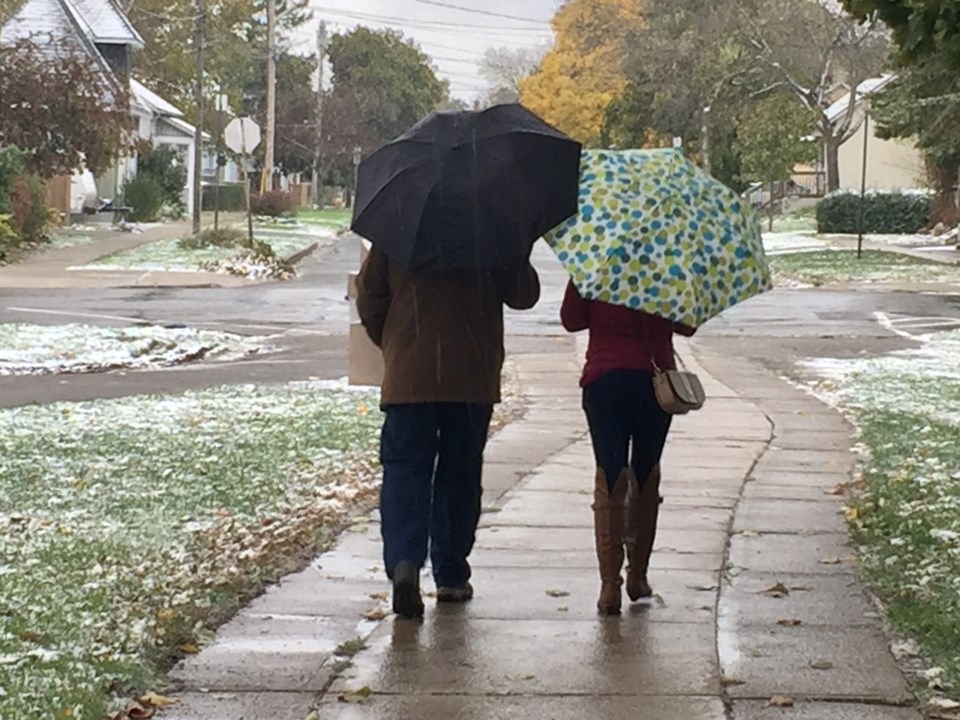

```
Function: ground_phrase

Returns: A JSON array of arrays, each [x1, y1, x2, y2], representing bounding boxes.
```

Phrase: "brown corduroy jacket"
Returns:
[[356, 248, 541, 406]]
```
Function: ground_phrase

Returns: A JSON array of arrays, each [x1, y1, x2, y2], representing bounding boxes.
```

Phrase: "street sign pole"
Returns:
[[224, 117, 261, 245]]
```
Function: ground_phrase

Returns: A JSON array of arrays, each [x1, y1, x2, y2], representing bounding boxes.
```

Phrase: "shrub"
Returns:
[[202, 183, 246, 211], [10, 174, 52, 243], [177, 227, 249, 250], [0, 213, 17, 260], [250, 190, 294, 217], [0, 146, 25, 215], [817, 190, 933, 234], [121, 175, 165, 223], [137, 143, 187, 216]]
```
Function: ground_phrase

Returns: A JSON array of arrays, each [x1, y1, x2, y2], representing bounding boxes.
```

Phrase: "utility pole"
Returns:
[[313, 20, 329, 208], [262, 0, 277, 194], [192, 0, 206, 235]]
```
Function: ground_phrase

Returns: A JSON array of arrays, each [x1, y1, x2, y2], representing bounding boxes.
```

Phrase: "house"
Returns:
[[1, 0, 237, 218], [827, 74, 926, 192]]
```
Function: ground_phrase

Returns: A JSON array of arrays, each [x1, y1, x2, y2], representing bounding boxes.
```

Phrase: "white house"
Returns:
[[826, 75, 927, 192], [2, 0, 238, 217]]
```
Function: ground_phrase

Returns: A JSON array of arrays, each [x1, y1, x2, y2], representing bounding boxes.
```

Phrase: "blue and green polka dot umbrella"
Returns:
[[545, 148, 772, 329]]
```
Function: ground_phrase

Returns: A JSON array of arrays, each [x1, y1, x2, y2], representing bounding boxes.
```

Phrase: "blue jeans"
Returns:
[[379, 403, 493, 587], [583, 370, 672, 491]]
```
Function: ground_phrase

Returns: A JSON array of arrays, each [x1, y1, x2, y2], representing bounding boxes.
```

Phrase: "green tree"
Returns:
[[325, 27, 449, 148], [842, 0, 960, 67], [871, 56, 960, 213], [738, 93, 818, 227]]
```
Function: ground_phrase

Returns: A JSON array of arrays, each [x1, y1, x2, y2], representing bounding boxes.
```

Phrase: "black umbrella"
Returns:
[[350, 104, 582, 272]]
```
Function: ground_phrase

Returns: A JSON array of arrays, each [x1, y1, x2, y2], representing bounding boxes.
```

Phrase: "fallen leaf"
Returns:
[[368, 591, 389, 601], [769, 695, 795, 707], [789, 584, 815, 592], [654, 594, 667, 608], [819, 557, 843, 565], [557, 606, 569, 612], [688, 584, 719, 592], [361, 608, 388, 621], [721, 677, 746, 687], [139, 692, 178, 707], [825, 484, 846, 496], [759, 582, 790, 599], [303, 712, 319, 720], [777, 619, 802, 627], [546, 589, 570, 598], [179, 643, 200, 654], [125, 702, 156, 720], [810, 659, 834, 670], [842, 506, 859, 521], [338, 687, 373, 705]]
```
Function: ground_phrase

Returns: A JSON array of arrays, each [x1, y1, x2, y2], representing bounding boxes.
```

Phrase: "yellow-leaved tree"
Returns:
[[520, 0, 645, 145]]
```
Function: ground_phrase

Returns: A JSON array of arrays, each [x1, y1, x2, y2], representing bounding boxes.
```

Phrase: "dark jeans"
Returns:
[[379, 403, 494, 587], [583, 370, 672, 491]]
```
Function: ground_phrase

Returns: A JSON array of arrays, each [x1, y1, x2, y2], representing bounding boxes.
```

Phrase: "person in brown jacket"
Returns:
[[356, 247, 541, 618]]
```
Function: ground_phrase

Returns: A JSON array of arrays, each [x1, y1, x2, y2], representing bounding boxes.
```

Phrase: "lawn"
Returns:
[[296, 208, 352, 231], [770, 250, 960, 286], [768, 210, 818, 234], [0, 383, 382, 719], [804, 330, 960, 701], [82, 233, 314, 274], [0, 323, 261, 375]]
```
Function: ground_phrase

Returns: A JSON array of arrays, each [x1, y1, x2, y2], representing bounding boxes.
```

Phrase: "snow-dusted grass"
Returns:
[[81, 233, 313, 274], [0, 324, 262, 376], [770, 250, 960, 286], [0, 383, 382, 719], [803, 330, 960, 698]]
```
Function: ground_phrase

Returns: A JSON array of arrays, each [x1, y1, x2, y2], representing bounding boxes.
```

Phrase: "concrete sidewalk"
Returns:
[[162, 344, 921, 720], [0, 216, 251, 289]]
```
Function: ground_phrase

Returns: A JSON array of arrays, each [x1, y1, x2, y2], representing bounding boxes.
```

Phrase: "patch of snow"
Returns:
[[0, 323, 267, 376]]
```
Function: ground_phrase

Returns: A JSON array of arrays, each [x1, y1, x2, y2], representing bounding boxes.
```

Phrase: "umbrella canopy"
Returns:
[[351, 104, 582, 272], [545, 148, 772, 328]]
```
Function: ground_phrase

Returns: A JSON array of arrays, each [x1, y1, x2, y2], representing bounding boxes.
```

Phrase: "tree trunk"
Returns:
[[824, 137, 841, 193], [928, 156, 960, 225]]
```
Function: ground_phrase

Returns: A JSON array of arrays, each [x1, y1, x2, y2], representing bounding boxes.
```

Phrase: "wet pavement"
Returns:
[[161, 344, 922, 720]]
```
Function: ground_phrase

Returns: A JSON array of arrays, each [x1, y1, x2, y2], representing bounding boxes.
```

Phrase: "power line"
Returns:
[[312, 7, 552, 38], [311, 5, 549, 32], [411, 0, 547, 24]]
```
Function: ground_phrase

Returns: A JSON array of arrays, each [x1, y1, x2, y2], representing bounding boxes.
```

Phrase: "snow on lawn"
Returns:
[[0, 383, 382, 718], [801, 330, 960, 698], [79, 233, 316, 274], [770, 249, 960, 286], [0, 323, 264, 375]]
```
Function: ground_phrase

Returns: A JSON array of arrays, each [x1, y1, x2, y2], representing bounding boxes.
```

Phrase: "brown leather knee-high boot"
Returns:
[[625, 464, 663, 601], [593, 468, 628, 615]]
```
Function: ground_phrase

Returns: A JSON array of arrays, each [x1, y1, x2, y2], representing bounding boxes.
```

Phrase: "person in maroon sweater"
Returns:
[[561, 280, 696, 615]]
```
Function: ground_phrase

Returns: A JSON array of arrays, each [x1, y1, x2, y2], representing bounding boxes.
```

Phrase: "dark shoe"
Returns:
[[625, 465, 662, 602], [593, 468, 628, 615], [436, 582, 474, 603], [392, 560, 424, 618]]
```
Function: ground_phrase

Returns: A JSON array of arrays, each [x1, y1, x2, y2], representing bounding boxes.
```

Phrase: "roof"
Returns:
[[131, 79, 184, 117], [1, 0, 116, 83], [66, 0, 143, 48], [826, 74, 896, 123]]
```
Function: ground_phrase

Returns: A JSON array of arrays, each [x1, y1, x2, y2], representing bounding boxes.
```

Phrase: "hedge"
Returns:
[[817, 191, 933, 234], [202, 183, 246, 212]]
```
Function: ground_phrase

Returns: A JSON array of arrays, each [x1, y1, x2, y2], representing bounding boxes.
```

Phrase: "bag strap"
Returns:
[[631, 309, 684, 374]]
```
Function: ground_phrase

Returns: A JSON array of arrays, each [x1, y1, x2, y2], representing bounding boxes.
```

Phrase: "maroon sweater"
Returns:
[[560, 281, 693, 387]]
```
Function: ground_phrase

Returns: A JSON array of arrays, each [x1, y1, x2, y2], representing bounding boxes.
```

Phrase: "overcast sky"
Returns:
[[291, 0, 560, 100]]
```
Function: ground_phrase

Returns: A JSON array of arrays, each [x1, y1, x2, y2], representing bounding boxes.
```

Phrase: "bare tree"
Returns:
[[737, 0, 889, 190], [479, 45, 546, 104]]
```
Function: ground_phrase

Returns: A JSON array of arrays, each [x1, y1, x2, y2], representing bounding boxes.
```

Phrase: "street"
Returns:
[[2, 238, 958, 409]]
